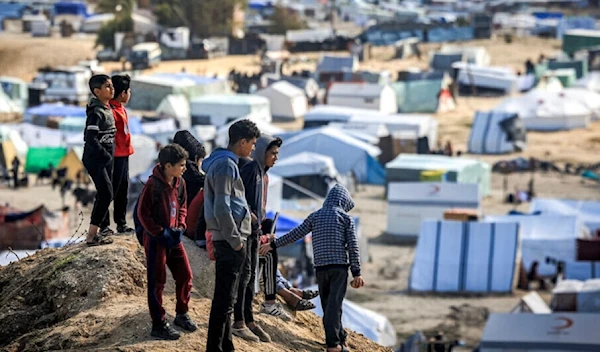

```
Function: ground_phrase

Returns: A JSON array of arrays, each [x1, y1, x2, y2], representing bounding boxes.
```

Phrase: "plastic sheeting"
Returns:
[[409, 220, 519, 293], [468, 111, 526, 154], [530, 198, 600, 232], [392, 80, 441, 113]]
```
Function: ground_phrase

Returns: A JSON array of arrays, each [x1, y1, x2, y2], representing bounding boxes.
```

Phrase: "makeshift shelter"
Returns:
[[0, 125, 28, 161], [409, 220, 519, 293], [453, 63, 518, 94], [387, 183, 481, 238], [562, 88, 600, 120], [190, 94, 271, 127], [530, 198, 600, 232], [279, 128, 385, 185], [57, 146, 89, 183], [15, 123, 78, 148], [562, 29, 600, 55], [511, 292, 551, 313], [25, 147, 67, 173], [431, 45, 491, 70], [315, 55, 358, 83], [468, 111, 526, 154], [385, 154, 491, 196], [0, 205, 69, 250], [480, 313, 600, 351], [310, 296, 397, 348], [327, 83, 397, 114], [0, 76, 28, 112], [156, 94, 191, 129], [270, 152, 339, 199], [23, 103, 86, 127], [267, 76, 320, 101], [492, 90, 591, 131], [130, 134, 159, 178], [58, 117, 86, 133], [548, 59, 588, 79], [573, 71, 600, 93], [255, 81, 307, 121], [485, 215, 587, 276], [392, 77, 444, 113], [215, 117, 283, 148], [129, 73, 230, 111]]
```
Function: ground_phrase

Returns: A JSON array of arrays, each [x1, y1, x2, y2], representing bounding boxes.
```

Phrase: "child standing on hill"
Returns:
[[83, 74, 116, 246], [260, 184, 365, 352], [137, 144, 197, 340]]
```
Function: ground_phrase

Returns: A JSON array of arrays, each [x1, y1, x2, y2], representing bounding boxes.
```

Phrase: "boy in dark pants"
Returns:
[[260, 184, 365, 352], [203, 119, 260, 352], [100, 74, 134, 235], [137, 144, 197, 340], [83, 74, 116, 246]]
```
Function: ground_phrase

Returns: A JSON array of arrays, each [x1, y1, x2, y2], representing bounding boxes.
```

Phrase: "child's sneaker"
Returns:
[[151, 321, 180, 340], [173, 312, 198, 332], [260, 302, 292, 321], [232, 326, 260, 342]]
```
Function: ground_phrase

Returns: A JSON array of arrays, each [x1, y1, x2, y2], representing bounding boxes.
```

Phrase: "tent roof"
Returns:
[[493, 90, 591, 119], [156, 94, 190, 120], [287, 28, 335, 43], [270, 152, 338, 178], [328, 83, 388, 98], [257, 81, 304, 98], [190, 94, 269, 105], [284, 127, 381, 157], [316, 54, 357, 73], [25, 103, 86, 118], [386, 153, 485, 171], [151, 73, 223, 86]]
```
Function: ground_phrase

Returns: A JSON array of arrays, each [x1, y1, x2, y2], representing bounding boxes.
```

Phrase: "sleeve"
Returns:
[[178, 180, 187, 231], [240, 162, 260, 232], [84, 110, 111, 160], [344, 215, 361, 277], [274, 214, 313, 249], [137, 180, 164, 237], [212, 161, 242, 249]]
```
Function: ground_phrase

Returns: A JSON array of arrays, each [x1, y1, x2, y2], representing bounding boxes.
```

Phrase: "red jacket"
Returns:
[[109, 99, 134, 157], [137, 165, 187, 237], [185, 190, 204, 240]]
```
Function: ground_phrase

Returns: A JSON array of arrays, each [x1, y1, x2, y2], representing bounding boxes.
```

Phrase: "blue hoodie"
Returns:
[[202, 148, 252, 249], [273, 184, 361, 277]]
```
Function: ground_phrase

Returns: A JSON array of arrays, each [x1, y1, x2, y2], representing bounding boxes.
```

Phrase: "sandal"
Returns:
[[99, 227, 115, 237], [302, 289, 319, 300], [87, 234, 114, 246], [293, 299, 316, 311]]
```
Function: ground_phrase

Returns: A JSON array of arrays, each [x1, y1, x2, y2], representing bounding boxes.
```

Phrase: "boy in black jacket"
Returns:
[[83, 75, 116, 246]]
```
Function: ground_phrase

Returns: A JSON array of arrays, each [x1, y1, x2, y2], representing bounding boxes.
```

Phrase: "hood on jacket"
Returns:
[[323, 183, 354, 212], [201, 148, 238, 173], [151, 164, 182, 188], [251, 134, 277, 172], [173, 130, 203, 161], [86, 97, 110, 114]]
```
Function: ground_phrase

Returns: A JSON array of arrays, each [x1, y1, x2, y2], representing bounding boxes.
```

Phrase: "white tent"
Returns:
[[573, 71, 600, 93], [493, 90, 591, 131], [141, 118, 177, 135], [11, 123, 78, 148], [190, 94, 271, 127], [309, 293, 397, 348], [278, 127, 385, 184], [0, 125, 28, 160], [562, 87, 600, 120], [530, 198, 600, 232], [480, 313, 600, 351], [410, 220, 519, 293], [270, 152, 338, 178], [485, 215, 588, 276], [387, 182, 481, 238], [130, 134, 158, 178], [255, 81, 307, 121], [215, 117, 284, 148], [327, 83, 397, 114], [156, 94, 191, 129], [468, 111, 526, 154]]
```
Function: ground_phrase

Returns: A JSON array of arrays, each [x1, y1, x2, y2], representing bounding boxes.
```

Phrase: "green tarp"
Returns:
[[548, 60, 588, 79], [563, 30, 600, 55], [392, 80, 441, 113], [25, 147, 67, 173]]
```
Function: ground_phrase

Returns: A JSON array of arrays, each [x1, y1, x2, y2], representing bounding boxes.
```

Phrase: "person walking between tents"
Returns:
[[11, 156, 20, 189]]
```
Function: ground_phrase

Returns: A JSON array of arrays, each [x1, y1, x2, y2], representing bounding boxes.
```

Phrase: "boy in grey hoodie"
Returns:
[[203, 119, 260, 352]]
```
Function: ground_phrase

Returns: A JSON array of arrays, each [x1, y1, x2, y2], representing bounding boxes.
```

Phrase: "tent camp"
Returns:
[[562, 87, 600, 120], [530, 198, 600, 232], [387, 182, 481, 238], [255, 81, 308, 121], [468, 111, 527, 154], [265, 75, 320, 101], [493, 90, 591, 131], [156, 94, 191, 129], [316, 55, 358, 83], [327, 83, 397, 114], [23, 103, 86, 127], [129, 73, 230, 111], [270, 152, 339, 198], [12, 123, 79, 148], [392, 76, 444, 113], [215, 117, 283, 148], [409, 220, 519, 293], [130, 134, 159, 178], [485, 215, 587, 276], [385, 154, 491, 196], [0, 205, 70, 250], [278, 128, 385, 185], [25, 147, 67, 173], [479, 313, 600, 351], [310, 295, 397, 348], [57, 146, 89, 184], [190, 94, 271, 127]]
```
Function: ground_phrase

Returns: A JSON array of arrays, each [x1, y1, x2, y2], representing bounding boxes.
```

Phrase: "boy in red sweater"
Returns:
[[100, 74, 135, 235], [137, 144, 197, 340]]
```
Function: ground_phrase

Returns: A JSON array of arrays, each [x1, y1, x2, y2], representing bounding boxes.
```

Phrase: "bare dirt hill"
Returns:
[[0, 235, 391, 352]]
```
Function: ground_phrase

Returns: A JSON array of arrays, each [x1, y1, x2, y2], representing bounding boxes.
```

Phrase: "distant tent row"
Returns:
[[270, 152, 338, 198]]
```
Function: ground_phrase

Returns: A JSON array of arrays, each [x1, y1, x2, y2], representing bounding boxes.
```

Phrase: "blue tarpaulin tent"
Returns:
[[25, 103, 86, 118]]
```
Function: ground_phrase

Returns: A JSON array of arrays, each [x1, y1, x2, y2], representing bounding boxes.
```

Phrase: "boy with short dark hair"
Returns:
[[203, 119, 260, 352], [99, 74, 134, 235], [83, 74, 116, 246], [137, 143, 197, 340], [260, 184, 365, 352]]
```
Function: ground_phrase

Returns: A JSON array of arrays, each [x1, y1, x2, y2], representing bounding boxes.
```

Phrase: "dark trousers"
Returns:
[[316, 266, 349, 348], [86, 161, 113, 227], [143, 234, 193, 326], [100, 156, 129, 229], [259, 249, 278, 300], [207, 241, 246, 352], [234, 235, 258, 323]]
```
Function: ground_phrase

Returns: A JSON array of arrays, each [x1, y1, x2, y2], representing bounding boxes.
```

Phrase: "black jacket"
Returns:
[[182, 160, 205, 206], [83, 97, 116, 167]]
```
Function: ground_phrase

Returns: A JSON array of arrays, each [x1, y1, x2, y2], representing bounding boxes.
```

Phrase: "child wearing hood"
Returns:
[[260, 184, 365, 352]]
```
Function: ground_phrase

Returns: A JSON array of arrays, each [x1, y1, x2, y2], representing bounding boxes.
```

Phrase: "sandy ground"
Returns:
[[1, 33, 600, 349]]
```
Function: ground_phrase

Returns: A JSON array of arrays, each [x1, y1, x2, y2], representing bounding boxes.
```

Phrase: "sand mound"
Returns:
[[0, 236, 390, 352]]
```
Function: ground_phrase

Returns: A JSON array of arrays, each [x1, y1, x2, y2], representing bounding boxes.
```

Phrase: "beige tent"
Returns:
[[0, 140, 24, 174], [58, 147, 89, 184]]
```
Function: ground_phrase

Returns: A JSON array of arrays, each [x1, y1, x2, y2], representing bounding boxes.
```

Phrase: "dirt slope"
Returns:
[[0, 236, 390, 352]]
